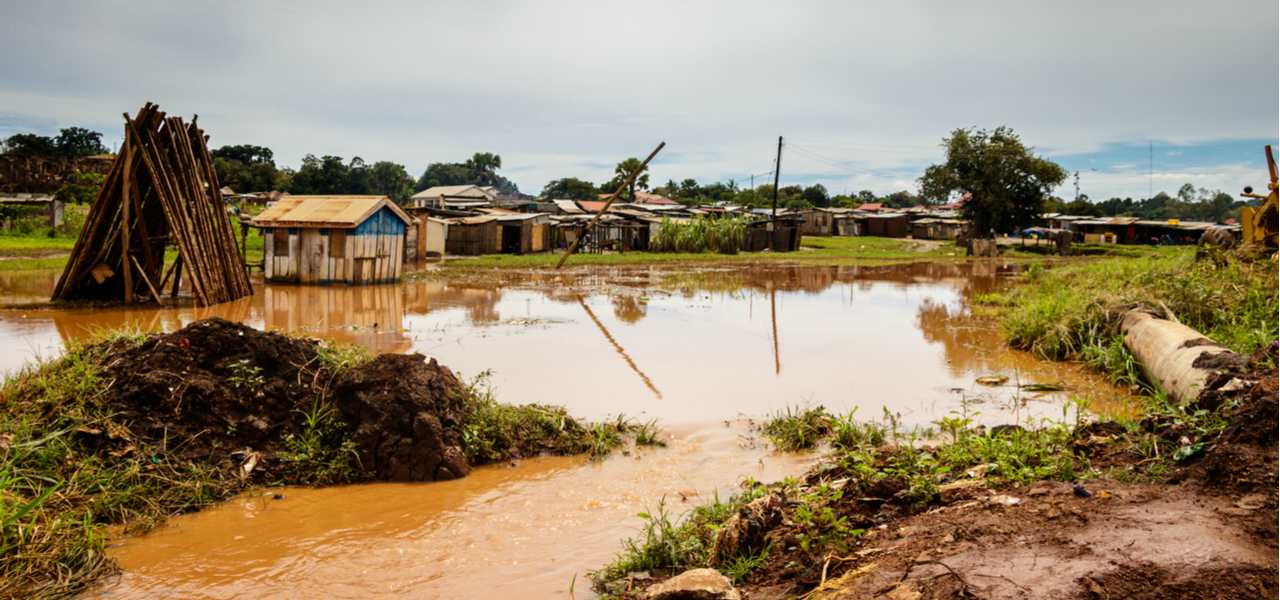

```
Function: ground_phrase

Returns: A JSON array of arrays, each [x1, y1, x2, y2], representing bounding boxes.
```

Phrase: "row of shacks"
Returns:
[[1040, 214, 1238, 245], [244, 187, 808, 281], [786, 205, 966, 240], [401, 185, 804, 256]]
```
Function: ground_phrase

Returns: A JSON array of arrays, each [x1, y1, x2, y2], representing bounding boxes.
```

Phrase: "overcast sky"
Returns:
[[1, 0, 1277, 199]]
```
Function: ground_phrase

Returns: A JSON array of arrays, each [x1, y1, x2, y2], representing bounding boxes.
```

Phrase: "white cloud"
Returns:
[[0, 0, 1275, 197]]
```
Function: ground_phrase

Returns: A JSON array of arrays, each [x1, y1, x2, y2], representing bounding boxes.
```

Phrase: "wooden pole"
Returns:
[[120, 140, 134, 303], [770, 136, 782, 251], [555, 142, 665, 269]]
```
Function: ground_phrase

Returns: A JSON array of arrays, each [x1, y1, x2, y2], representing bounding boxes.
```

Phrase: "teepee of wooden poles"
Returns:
[[52, 102, 252, 306]]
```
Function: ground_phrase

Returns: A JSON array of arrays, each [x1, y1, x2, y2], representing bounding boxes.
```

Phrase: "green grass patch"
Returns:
[[438, 236, 956, 270], [995, 249, 1277, 368], [458, 373, 655, 464]]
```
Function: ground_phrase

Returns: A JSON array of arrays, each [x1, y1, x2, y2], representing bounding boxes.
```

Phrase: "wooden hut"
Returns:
[[445, 213, 551, 255], [254, 195, 411, 284], [797, 208, 836, 236]]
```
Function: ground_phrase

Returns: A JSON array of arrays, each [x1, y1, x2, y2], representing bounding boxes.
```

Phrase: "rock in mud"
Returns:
[[644, 568, 741, 600], [711, 491, 785, 565], [332, 353, 471, 481]]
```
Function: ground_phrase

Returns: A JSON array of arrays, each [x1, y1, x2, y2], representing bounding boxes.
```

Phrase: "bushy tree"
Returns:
[[919, 127, 1066, 235], [802, 183, 830, 207], [54, 127, 108, 157], [541, 177, 597, 200], [2, 133, 58, 156], [415, 151, 519, 194], [3, 127, 108, 158], [367, 161, 415, 202], [212, 144, 288, 192]]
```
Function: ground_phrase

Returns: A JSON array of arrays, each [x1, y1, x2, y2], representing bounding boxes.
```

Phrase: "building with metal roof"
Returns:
[[253, 195, 411, 284]]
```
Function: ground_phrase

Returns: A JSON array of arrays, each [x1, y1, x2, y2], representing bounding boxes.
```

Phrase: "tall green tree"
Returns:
[[367, 161, 415, 202], [919, 127, 1066, 235], [54, 127, 108, 157], [540, 177, 597, 200], [2, 133, 58, 156], [415, 151, 519, 194], [802, 183, 830, 207], [212, 144, 287, 192], [605, 157, 650, 200]]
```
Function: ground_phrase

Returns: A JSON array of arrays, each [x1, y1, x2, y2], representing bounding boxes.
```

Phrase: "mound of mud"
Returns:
[[333, 353, 471, 481], [87, 318, 472, 483]]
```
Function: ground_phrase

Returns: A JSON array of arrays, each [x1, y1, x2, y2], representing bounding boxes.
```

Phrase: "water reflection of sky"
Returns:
[[0, 263, 1133, 426]]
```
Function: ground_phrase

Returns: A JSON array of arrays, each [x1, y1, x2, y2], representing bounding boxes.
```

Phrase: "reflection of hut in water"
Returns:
[[260, 284, 408, 353], [254, 195, 412, 284], [402, 280, 503, 323]]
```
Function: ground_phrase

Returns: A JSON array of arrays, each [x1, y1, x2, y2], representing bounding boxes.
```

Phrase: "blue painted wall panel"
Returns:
[[354, 206, 406, 236]]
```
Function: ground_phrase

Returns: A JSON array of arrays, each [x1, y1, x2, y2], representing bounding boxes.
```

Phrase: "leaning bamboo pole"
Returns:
[[555, 142, 665, 269]]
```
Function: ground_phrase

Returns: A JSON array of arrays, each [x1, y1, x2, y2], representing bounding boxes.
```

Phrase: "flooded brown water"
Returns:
[[0, 261, 1139, 598]]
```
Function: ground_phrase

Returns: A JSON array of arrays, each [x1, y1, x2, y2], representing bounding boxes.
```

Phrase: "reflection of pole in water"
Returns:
[[576, 296, 663, 400], [770, 285, 781, 375]]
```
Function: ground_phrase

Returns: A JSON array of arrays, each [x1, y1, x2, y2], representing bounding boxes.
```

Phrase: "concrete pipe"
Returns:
[[1120, 310, 1241, 404]]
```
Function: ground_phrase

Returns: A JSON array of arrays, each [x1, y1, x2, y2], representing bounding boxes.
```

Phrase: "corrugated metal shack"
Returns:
[[405, 216, 448, 259], [797, 208, 836, 236], [910, 217, 966, 240], [445, 212, 551, 255], [254, 195, 410, 284], [860, 213, 910, 238], [744, 217, 803, 251]]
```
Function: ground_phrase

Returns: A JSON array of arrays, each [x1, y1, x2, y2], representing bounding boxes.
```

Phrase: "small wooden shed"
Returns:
[[254, 195, 411, 284]]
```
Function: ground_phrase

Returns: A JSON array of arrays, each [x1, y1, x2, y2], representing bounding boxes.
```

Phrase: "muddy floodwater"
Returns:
[[0, 262, 1138, 599]]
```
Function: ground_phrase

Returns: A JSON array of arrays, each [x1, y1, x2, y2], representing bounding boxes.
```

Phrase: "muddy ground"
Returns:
[[626, 347, 1278, 600]]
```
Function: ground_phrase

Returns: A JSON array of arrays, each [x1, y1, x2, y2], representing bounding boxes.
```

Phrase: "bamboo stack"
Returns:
[[53, 102, 252, 306]]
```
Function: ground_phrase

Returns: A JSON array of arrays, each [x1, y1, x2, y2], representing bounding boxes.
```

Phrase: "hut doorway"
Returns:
[[501, 224, 522, 253]]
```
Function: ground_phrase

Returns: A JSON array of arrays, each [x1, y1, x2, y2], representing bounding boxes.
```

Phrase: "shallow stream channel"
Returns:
[[0, 261, 1137, 599]]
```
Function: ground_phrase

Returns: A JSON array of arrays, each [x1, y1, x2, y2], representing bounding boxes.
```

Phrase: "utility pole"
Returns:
[[770, 136, 783, 251], [771, 136, 783, 220]]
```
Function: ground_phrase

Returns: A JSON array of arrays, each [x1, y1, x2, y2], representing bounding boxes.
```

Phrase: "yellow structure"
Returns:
[[1240, 145, 1278, 249]]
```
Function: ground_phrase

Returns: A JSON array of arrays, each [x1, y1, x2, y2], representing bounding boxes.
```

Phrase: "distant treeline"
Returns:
[[0, 128, 1247, 223], [1045, 184, 1247, 223]]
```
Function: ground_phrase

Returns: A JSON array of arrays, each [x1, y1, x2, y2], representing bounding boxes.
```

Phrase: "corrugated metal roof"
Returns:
[[252, 195, 411, 228], [633, 191, 678, 205], [411, 185, 491, 199], [553, 199, 585, 214], [577, 200, 609, 213]]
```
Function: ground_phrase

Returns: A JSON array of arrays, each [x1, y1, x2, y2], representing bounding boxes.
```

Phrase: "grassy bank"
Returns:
[[980, 248, 1278, 386], [0, 324, 656, 598], [595, 375, 1272, 597], [439, 236, 956, 269]]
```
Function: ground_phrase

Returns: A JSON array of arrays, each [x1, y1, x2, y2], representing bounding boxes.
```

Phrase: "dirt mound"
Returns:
[[94, 318, 322, 461], [85, 318, 472, 483], [333, 353, 471, 481]]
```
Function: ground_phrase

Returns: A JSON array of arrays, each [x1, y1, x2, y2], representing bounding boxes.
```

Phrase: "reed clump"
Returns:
[[651, 216, 750, 254]]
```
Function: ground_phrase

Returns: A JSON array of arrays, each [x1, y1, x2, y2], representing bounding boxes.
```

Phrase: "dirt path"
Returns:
[[797, 481, 1275, 600]]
